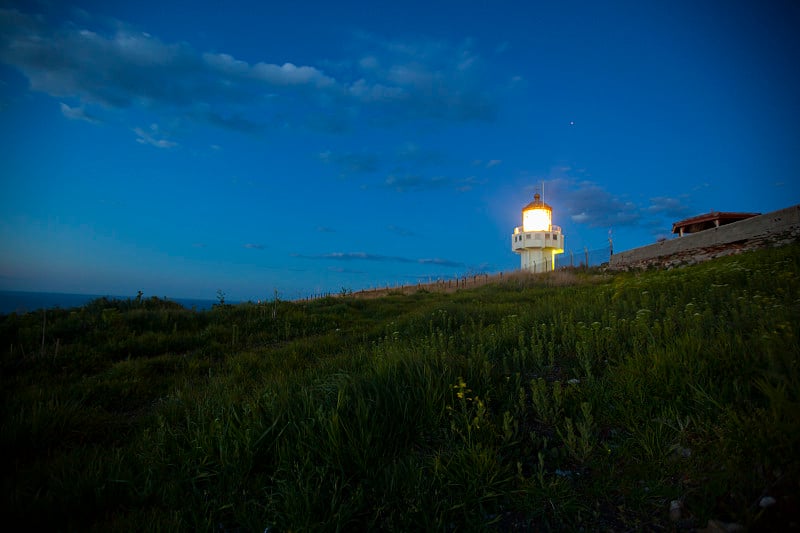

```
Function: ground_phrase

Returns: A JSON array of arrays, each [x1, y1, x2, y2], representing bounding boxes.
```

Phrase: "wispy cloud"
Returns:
[[202, 52, 334, 88], [417, 258, 465, 267], [133, 124, 176, 148], [387, 225, 416, 237], [646, 196, 692, 218], [243, 243, 265, 250], [316, 226, 336, 233], [471, 158, 501, 168], [383, 174, 482, 193], [455, 176, 484, 192], [327, 266, 366, 274], [0, 8, 496, 139], [541, 176, 696, 233], [294, 251, 464, 268], [545, 177, 642, 228], [200, 110, 264, 134], [317, 150, 380, 173], [384, 174, 449, 192], [347, 35, 494, 121], [318, 143, 448, 182], [60, 102, 100, 124], [395, 143, 443, 165]]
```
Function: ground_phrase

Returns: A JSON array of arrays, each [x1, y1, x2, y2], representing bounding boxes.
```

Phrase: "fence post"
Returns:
[[584, 247, 589, 268]]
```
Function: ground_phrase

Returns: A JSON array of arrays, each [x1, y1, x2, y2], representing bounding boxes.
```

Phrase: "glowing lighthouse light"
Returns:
[[512, 192, 565, 272], [522, 200, 552, 232]]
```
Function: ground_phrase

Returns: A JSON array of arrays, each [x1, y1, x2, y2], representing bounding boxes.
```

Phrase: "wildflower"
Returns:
[[452, 378, 471, 399]]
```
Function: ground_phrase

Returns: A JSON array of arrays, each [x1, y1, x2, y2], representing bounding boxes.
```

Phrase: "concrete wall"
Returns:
[[609, 204, 800, 270]]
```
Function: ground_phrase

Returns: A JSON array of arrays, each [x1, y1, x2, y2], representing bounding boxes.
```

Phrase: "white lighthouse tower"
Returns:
[[511, 192, 565, 271]]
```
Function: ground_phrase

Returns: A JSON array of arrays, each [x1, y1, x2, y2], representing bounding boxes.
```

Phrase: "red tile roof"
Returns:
[[671, 211, 760, 234]]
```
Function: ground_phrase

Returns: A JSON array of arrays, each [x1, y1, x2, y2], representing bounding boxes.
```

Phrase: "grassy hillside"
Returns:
[[2, 244, 798, 531]]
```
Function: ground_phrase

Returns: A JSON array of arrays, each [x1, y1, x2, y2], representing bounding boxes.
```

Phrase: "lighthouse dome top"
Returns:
[[521, 193, 554, 232], [522, 193, 552, 213]]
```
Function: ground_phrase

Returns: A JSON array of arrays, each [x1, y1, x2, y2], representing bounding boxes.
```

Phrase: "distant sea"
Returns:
[[0, 290, 219, 315]]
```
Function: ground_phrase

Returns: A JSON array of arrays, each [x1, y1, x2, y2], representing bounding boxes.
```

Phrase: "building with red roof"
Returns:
[[672, 211, 760, 237]]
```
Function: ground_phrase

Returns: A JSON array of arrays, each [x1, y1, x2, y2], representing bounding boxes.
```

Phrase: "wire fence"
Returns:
[[297, 246, 612, 301], [555, 246, 611, 269]]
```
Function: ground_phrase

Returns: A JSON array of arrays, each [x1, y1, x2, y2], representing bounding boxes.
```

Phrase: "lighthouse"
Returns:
[[511, 193, 565, 271]]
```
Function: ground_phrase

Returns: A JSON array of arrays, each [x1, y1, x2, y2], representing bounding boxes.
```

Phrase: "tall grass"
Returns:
[[1, 244, 798, 530]]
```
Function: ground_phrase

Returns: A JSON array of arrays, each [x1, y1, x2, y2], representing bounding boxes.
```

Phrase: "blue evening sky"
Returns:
[[1, 0, 798, 301]]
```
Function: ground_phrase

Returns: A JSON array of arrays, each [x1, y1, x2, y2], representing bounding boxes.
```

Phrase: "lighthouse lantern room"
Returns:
[[512, 193, 565, 271]]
